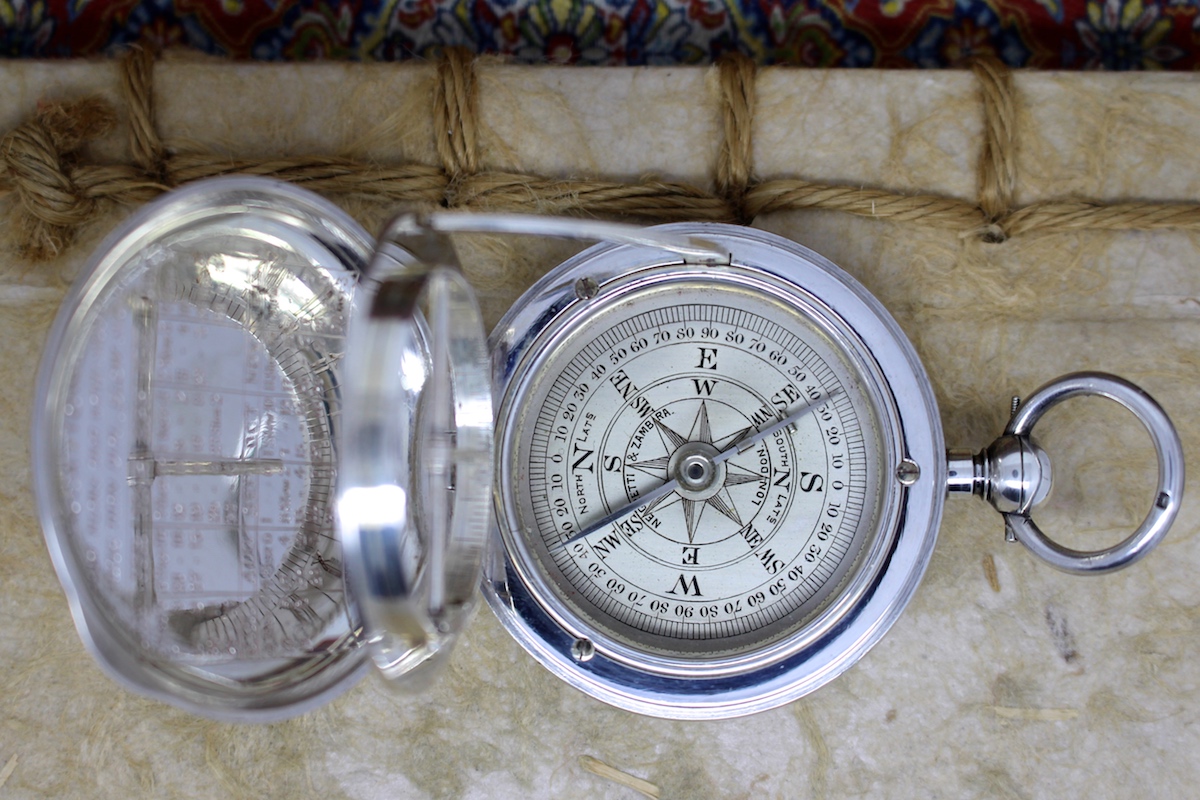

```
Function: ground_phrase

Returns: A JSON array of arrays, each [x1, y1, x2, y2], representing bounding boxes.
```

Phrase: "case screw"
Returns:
[[895, 459, 921, 486], [571, 638, 596, 662], [574, 277, 599, 300]]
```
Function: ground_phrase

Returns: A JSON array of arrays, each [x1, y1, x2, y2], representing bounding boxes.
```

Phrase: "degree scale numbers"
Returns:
[[510, 278, 891, 660]]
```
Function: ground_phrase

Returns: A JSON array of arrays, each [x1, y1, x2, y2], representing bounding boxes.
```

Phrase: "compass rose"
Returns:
[[625, 401, 767, 544]]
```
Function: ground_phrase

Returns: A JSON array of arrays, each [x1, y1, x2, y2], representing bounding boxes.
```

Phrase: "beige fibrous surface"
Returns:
[[0, 50, 1198, 799]]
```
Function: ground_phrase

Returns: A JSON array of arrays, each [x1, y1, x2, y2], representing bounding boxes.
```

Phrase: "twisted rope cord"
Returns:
[[744, 181, 986, 229], [1004, 200, 1200, 235], [435, 46, 480, 180], [121, 44, 167, 180], [973, 56, 1017, 226], [2, 49, 1200, 260], [168, 153, 449, 200], [1, 98, 124, 259], [458, 171, 733, 220], [716, 52, 756, 223]]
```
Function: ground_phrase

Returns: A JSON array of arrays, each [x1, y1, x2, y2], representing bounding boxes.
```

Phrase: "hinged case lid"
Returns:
[[32, 177, 495, 720]]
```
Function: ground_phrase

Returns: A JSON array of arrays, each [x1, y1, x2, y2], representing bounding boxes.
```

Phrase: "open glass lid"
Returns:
[[335, 217, 493, 685], [31, 177, 492, 721]]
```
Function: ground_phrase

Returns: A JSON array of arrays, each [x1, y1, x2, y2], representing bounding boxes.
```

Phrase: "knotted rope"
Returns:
[[3, 48, 1199, 260]]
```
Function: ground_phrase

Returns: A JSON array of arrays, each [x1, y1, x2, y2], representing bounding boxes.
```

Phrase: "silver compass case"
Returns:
[[34, 178, 1182, 722], [486, 225, 946, 719]]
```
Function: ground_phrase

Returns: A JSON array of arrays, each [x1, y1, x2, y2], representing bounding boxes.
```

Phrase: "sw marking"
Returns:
[[609, 369, 658, 419]]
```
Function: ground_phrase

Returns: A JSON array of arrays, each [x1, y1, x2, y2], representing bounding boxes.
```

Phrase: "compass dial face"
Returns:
[[498, 269, 899, 667]]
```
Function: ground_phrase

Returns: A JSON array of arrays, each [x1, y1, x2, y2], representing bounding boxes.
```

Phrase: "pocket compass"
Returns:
[[33, 177, 1184, 721]]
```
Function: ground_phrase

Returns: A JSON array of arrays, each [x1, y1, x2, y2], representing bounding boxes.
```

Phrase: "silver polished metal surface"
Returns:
[[413, 211, 730, 264], [946, 435, 1052, 514], [337, 214, 493, 684], [1000, 373, 1182, 574], [486, 223, 945, 719]]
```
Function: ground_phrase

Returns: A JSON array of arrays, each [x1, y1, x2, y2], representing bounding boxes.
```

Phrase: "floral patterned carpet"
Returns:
[[2, 0, 1198, 70]]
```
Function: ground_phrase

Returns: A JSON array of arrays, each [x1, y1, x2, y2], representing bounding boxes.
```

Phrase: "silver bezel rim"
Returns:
[[338, 249, 495, 681], [494, 266, 902, 674], [484, 223, 945, 719]]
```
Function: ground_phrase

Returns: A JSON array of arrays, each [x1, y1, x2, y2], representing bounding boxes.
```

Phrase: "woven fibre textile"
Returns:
[[5, 0, 1200, 68]]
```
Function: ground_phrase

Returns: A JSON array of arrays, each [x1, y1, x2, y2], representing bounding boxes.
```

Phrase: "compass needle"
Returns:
[[556, 394, 832, 549], [643, 491, 677, 514]]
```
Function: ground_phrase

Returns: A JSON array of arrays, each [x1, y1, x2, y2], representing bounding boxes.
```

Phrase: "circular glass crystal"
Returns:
[[34, 178, 374, 719]]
